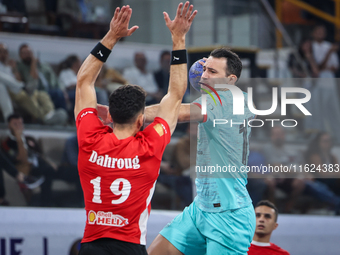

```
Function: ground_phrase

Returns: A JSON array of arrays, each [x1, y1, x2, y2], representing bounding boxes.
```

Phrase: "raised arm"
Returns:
[[74, 6, 138, 119], [97, 99, 204, 124], [156, 2, 197, 134], [145, 103, 202, 123]]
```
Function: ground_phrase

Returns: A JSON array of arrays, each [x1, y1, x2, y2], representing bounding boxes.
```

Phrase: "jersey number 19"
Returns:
[[90, 177, 132, 204]]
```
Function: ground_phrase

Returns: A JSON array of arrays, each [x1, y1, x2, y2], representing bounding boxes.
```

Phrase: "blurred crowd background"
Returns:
[[0, 0, 340, 217]]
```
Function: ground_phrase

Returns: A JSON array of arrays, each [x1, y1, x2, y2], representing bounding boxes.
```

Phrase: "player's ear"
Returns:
[[273, 222, 278, 230], [228, 74, 237, 84], [136, 113, 144, 130]]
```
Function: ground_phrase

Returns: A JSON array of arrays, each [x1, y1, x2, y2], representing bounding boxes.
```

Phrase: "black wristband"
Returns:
[[171, 49, 187, 65], [90, 42, 111, 62]]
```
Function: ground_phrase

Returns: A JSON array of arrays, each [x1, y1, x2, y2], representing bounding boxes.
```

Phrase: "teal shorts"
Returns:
[[160, 202, 255, 255]]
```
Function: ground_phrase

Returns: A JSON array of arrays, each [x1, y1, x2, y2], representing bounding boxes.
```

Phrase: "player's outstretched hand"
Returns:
[[163, 1, 197, 39], [109, 5, 139, 39]]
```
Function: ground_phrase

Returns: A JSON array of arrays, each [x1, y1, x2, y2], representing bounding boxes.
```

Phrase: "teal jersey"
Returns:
[[193, 90, 254, 212]]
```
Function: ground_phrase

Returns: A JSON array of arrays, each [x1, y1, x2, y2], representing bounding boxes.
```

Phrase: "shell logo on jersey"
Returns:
[[153, 123, 164, 136], [153, 123, 167, 137], [88, 210, 129, 227]]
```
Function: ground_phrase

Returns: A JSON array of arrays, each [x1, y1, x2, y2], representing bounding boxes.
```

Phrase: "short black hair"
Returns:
[[160, 50, 170, 61], [256, 200, 279, 222], [109, 85, 146, 124], [210, 48, 242, 79], [7, 113, 22, 123], [19, 43, 29, 54], [59, 55, 80, 73]]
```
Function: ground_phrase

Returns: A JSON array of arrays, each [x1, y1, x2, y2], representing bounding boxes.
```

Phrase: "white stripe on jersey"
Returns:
[[139, 181, 157, 245]]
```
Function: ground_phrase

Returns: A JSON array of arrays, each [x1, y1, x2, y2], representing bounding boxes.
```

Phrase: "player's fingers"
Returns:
[[113, 7, 120, 21], [185, 5, 193, 19], [125, 7, 134, 26], [111, 7, 118, 21], [163, 12, 171, 26], [182, 2, 190, 18], [188, 10, 197, 23], [117, 5, 127, 21], [121, 6, 131, 24], [127, 25, 139, 36], [176, 2, 183, 17]]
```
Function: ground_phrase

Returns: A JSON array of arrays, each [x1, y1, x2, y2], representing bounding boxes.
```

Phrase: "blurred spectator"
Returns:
[[123, 52, 162, 105], [1, 114, 58, 206], [288, 38, 319, 130], [304, 131, 340, 214], [312, 25, 339, 76], [57, 134, 83, 204], [0, 43, 24, 122], [157, 123, 197, 209], [11, 44, 67, 125], [246, 149, 268, 206], [288, 38, 319, 78], [59, 55, 108, 115], [263, 126, 305, 213], [303, 25, 340, 142], [305, 131, 339, 176], [0, 149, 25, 206], [103, 65, 128, 93], [264, 127, 340, 214], [58, 55, 81, 115], [248, 200, 290, 255], [154, 50, 170, 96], [17, 43, 67, 111]]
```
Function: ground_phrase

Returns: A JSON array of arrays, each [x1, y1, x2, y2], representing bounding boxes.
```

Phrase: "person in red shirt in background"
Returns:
[[248, 200, 290, 255], [74, 2, 197, 255]]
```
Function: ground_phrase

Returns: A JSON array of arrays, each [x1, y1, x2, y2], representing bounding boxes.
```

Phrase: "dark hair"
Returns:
[[160, 50, 170, 61], [109, 85, 146, 124], [7, 113, 22, 123], [256, 200, 278, 222], [59, 55, 79, 73], [18, 43, 29, 54], [298, 37, 311, 59], [209, 48, 242, 79]]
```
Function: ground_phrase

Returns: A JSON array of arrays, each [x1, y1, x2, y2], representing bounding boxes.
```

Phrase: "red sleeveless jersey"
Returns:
[[76, 108, 170, 245]]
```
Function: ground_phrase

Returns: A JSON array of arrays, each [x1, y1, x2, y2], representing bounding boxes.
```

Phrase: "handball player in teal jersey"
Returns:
[[146, 48, 255, 255], [97, 48, 255, 254]]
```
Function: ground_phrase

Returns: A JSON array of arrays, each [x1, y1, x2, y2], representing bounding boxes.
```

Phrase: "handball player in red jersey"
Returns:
[[74, 2, 197, 255], [248, 200, 290, 255]]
